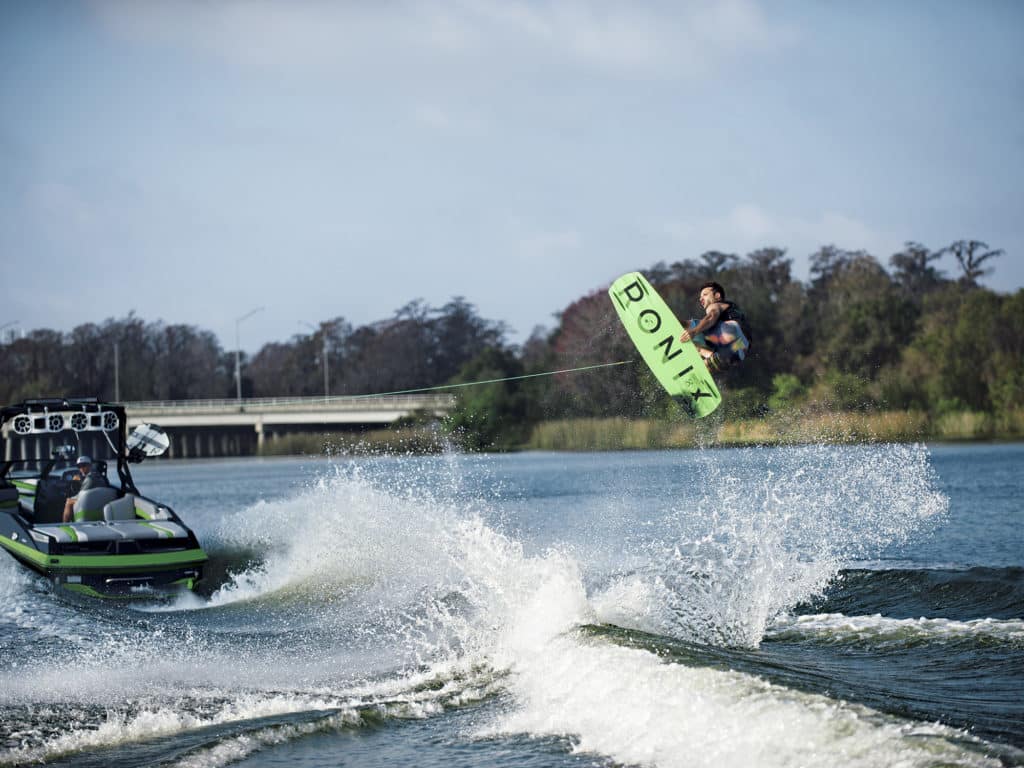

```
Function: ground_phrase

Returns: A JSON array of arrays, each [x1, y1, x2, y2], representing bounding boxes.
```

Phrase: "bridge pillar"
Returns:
[[255, 418, 264, 455]]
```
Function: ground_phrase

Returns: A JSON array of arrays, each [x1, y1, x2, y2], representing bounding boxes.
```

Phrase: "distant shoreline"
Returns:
[[526, 410, 1024, 451], [224, 409, 1024, 456]]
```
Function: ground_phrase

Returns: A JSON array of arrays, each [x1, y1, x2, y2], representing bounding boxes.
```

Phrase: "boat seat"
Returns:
[[108, 520, 188, 539], [103, 495, 137, 521], [73, 487, 119, 522], [34, 520, 189, 543], [35, 523, 123, 543], [0, 486, 18, 511], [132, 496, 173, 521]]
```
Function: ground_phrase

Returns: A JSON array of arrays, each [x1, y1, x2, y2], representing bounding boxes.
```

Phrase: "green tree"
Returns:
[[897, 284, 1000, 412], [721, 247, 806, 390], [808, 250, 912, 379], [430, 297, 507, 384], [988, 289, 1024, 412], [444, 347, 533, 450], [890, 241, 945, 300], [768, 373, 806, 412], [699, 250, 739, 275]]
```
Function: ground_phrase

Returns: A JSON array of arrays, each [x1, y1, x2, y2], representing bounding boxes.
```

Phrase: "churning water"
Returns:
[[1, 443, 1021, 767]]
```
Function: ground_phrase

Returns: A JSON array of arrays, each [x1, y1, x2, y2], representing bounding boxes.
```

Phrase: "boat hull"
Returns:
[[0, 522, 207, 600]]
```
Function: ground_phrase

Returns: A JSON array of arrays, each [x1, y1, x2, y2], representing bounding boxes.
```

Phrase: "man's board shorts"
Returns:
[[688, 319, 750, 371]]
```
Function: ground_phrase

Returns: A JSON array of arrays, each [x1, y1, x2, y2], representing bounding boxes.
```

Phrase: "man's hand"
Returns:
[[680, 329, 693, 343]]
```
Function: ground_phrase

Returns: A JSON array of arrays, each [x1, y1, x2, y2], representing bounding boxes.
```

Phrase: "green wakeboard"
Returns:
[[609, 271, 722, 418]]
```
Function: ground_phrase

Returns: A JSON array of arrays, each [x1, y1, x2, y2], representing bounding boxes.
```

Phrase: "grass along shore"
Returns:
[[258, 409, 1024, 456], [526, 409, 1024, 451]]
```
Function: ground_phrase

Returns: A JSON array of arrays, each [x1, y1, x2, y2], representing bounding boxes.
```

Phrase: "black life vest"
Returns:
[[720, 301, 753, 347]]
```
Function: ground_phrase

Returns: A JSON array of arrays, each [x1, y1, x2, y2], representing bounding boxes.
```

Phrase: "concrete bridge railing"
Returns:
[[122, 394, 457, 457], [123, 393, 456, 414]]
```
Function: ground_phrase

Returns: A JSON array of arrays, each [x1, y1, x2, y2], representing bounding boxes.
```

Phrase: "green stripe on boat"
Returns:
[[52, 548, 208, 570], [140, 522, 173, 538], [0, 536, 207, 571], [59, 525, 79, 542]]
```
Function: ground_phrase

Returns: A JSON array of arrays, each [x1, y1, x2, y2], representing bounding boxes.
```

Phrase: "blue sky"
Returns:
[[1, 1, 1021, 351]]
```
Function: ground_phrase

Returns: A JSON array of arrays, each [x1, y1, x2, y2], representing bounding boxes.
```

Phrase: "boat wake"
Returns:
[[767, 611, 1024, 647], [2, 443, 1014, 768]]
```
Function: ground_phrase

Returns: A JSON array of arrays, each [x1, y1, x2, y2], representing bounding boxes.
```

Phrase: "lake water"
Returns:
[[1, 442, 1022, 767]]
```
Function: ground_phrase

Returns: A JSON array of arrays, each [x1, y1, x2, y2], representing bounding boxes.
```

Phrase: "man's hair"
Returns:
[[700, 281, 725, 300]]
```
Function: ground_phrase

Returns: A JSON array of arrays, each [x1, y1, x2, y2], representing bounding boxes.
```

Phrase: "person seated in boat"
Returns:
[[62, 455, 110, 523], [678, 281, 753, 373]]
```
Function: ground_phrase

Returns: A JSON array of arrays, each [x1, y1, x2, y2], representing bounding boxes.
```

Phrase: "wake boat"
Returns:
[[0, 398, 207, 599]]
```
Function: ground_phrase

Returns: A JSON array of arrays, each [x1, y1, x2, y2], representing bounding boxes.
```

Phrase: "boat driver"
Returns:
[[62, 456, 109, 523]]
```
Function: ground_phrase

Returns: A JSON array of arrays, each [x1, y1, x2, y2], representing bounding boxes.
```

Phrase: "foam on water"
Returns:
[[768, 612, 1024, 646], [194, 463, 462, 610], [168, 713, 360, 768], [393, 448, 997, 767], [483, 633, 1006, 768], [0, 690, 448, 766], [589, 443, 948, 647]]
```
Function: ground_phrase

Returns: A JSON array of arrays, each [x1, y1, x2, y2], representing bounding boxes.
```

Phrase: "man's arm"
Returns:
[[680, 304, 723, 343], [63, 472, 85, 523]]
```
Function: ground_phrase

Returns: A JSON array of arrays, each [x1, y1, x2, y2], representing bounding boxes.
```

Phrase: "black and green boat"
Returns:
[[0, 398, 207, 599]]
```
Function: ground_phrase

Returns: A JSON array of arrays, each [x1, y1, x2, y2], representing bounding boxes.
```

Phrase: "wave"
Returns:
[[479, 627, 1012, 768], [141, 463, 465, 614], [0, 668, 502, 768], [583, 442, 949, 648], [800, 567, 1024, 621], [768, 612, 1024, 648]]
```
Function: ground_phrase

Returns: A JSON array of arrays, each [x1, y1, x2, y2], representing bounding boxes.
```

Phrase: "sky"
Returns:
[[1, 1, 1022, 352]]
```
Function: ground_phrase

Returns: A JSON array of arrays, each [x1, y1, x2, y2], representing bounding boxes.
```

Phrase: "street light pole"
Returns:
[[235, 307, 265, 405]]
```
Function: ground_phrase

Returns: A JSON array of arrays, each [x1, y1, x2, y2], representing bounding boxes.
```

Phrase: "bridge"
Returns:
[[122, 394, 456, 458]]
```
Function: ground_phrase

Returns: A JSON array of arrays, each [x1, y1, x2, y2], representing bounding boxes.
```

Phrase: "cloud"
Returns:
[[91, 0, 797, 81], [660, 203, 904, 275]]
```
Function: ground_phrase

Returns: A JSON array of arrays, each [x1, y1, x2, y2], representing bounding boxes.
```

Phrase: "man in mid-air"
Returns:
[[679, 282, 752, 372]]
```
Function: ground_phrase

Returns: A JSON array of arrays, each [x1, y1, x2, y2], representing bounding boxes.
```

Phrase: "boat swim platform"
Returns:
[[1, 395, 455, 459]]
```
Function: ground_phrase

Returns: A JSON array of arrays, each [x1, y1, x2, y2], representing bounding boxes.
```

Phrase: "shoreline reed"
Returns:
[[258, 409, 1024, 456]]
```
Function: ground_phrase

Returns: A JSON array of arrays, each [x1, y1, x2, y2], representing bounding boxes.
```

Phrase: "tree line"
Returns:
[[0, 238, 1019, 448], [541, 239, 1021, 426]]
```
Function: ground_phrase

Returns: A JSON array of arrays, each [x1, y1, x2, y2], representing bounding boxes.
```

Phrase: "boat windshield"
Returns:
[[2, 407, 123, 481], [4, 430, 117, 478]]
